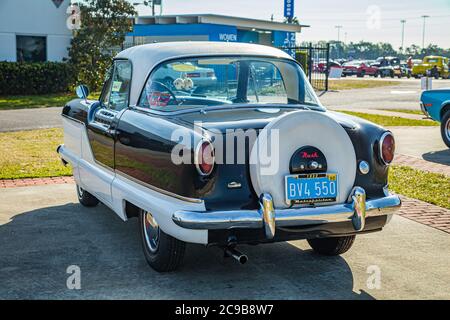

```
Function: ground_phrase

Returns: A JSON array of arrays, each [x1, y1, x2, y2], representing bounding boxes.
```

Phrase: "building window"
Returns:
[[16, 35, 47, 62]]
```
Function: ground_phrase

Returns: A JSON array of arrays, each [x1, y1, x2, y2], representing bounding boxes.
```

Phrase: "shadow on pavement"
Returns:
[[0, 203, 374, 300], [422, 149, 450, 166]]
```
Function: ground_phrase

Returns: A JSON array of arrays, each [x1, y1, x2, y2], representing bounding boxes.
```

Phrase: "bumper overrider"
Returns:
[[172, 187, 401, 240]]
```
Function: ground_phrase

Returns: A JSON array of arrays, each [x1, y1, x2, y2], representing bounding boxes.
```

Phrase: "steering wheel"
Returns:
[[151, 81, 179, 105]]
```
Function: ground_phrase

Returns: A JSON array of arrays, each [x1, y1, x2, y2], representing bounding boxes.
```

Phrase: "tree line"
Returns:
[[299, 40, 450, 61]]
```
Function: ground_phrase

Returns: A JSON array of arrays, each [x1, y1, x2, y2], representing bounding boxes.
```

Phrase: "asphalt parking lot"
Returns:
[[0, 184, 449, 300], [1, 78, 449, 132], [322, 78, 450, 110]]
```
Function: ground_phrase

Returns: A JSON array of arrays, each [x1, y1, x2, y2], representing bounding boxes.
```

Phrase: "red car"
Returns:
[[342, 61, 379, 77]]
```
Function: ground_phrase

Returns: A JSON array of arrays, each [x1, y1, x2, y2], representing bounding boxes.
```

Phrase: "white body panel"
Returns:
[[60, 117, 208, 244]]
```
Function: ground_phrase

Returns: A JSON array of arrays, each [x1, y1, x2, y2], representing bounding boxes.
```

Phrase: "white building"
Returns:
[[0, 0, 72, 62]]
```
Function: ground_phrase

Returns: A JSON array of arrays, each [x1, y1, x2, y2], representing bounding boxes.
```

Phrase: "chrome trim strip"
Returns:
[[420, 102, 429, 117], [62, 113, 86, 125], [172, 193, 401, 230], [115, 170, 203, 204], [57, 143, 203, 204]]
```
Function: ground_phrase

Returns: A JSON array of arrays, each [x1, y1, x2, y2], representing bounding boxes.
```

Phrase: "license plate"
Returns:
[[285, 173, 338, 204]]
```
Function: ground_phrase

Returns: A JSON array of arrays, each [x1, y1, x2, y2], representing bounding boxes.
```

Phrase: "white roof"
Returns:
[[115, 41, 294, 106]]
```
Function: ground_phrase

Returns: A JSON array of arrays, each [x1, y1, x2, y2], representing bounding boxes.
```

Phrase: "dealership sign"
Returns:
[[52, 0, 64, 8], [284, 0, 294, 18]]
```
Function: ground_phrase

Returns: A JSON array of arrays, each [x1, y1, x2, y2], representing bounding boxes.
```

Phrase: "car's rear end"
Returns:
[[173, 108, 401, 248]]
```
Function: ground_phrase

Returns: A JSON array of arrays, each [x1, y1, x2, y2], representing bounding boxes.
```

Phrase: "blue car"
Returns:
[[420, 89, 450, 148]]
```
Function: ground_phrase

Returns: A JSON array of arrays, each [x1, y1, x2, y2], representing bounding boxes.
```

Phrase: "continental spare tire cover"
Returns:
[[249, 110, 356, 209]]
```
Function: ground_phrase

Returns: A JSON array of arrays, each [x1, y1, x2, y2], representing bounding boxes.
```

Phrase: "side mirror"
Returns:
[[76, 85, 90, 101]]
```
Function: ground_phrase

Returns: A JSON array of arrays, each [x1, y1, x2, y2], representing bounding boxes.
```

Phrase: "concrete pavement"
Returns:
[[390, 126, 450, 166], [0, 183, 449, 299]]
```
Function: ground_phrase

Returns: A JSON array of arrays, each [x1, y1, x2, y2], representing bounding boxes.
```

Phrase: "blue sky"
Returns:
[[132, 0, 450, 48]]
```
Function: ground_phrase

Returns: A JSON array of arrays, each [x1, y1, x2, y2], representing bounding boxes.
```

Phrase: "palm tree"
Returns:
[[284, 16, 300, 24]]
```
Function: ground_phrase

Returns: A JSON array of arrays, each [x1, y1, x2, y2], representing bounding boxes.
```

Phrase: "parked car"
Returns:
[[412, 56, 450, 79], [372, 57, 402, 78], [58, 42, 401, 272], [342, 61, 379, 77], [315, 60, 342, 74], [400, 63, 412, 78], [420, 89, 450, 147], [152, 62, 218, 89]]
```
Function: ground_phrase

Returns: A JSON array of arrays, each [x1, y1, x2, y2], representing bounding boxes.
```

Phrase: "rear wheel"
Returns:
[[76, 185, 99, 207], [307, 235, 356, 255], [139, 209, 185, 272], [441, 111, 450, 148]]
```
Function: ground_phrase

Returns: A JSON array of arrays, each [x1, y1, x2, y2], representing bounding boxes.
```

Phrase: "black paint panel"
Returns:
[[63, 101, 391, 208]]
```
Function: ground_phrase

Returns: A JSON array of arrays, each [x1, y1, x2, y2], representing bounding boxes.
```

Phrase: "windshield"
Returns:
[[138, 56, 323, 112], [425, 58, 439, 63]]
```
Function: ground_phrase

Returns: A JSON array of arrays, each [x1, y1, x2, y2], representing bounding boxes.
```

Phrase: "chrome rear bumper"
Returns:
[[172, 187, 401, 239], [420, 102, 430, 118]]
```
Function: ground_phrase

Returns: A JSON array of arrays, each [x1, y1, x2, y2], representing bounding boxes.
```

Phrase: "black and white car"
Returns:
[[58, 42, 401, 272]]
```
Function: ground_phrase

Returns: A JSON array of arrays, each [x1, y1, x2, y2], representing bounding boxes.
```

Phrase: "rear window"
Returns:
[[138, 56, 323, 112]]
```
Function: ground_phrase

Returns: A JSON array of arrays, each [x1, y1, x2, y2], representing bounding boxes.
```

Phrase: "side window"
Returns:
[[247, 62, 287, 104], [102, 60, 132, 111]]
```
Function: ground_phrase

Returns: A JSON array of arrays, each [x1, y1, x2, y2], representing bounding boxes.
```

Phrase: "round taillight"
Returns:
[[380, 132, 395, 165], [195, 140, 215, 176]]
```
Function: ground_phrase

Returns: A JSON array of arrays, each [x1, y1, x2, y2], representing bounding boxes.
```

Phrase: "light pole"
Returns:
[[421, 15, 430, 49], [335, 25, 343, 42], [400, 20, 406, 52], [335, 26, 343, 59]]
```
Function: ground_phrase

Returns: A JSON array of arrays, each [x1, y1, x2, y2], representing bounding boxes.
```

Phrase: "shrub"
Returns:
[[0, 62, 75, 95]]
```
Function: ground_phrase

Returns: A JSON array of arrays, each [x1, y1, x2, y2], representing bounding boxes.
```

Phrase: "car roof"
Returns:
[[115, 41, 294, 105]]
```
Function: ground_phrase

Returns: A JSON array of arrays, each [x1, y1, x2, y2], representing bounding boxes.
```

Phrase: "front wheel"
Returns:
[[139, 209, 185, 272], [76, 185, 99, 207], [307, 235, 356, 255], [441, 111, 450, 148]]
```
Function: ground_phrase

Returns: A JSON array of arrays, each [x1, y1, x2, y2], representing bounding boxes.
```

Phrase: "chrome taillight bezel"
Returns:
[[379, 131, 395, 165], [194, 140, 215, 176]]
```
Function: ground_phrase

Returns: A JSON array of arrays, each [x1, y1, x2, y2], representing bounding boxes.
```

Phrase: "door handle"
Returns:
[[105, 128, 116, 137]]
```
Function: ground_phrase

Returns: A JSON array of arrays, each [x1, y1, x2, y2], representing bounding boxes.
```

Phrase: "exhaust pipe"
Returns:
[[224, 247, 248, 265]]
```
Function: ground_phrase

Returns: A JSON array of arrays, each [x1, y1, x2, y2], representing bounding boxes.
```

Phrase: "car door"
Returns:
[[82, 59, 132, 204]]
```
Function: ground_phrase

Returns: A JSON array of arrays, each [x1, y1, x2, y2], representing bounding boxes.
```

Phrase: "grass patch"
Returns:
[[379, 108, 423, 115], [329, 79, 399, 90], [389, 165, 450, 209], [338, 110, 438, 126], [0, 128, 72, 179], [0, 92, 100, 110]]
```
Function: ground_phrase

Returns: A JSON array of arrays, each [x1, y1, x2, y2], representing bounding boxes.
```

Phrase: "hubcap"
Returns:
[[143, 211, 160, 253], [77, 185, 84, 198], [446, 118, 450, 142]]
